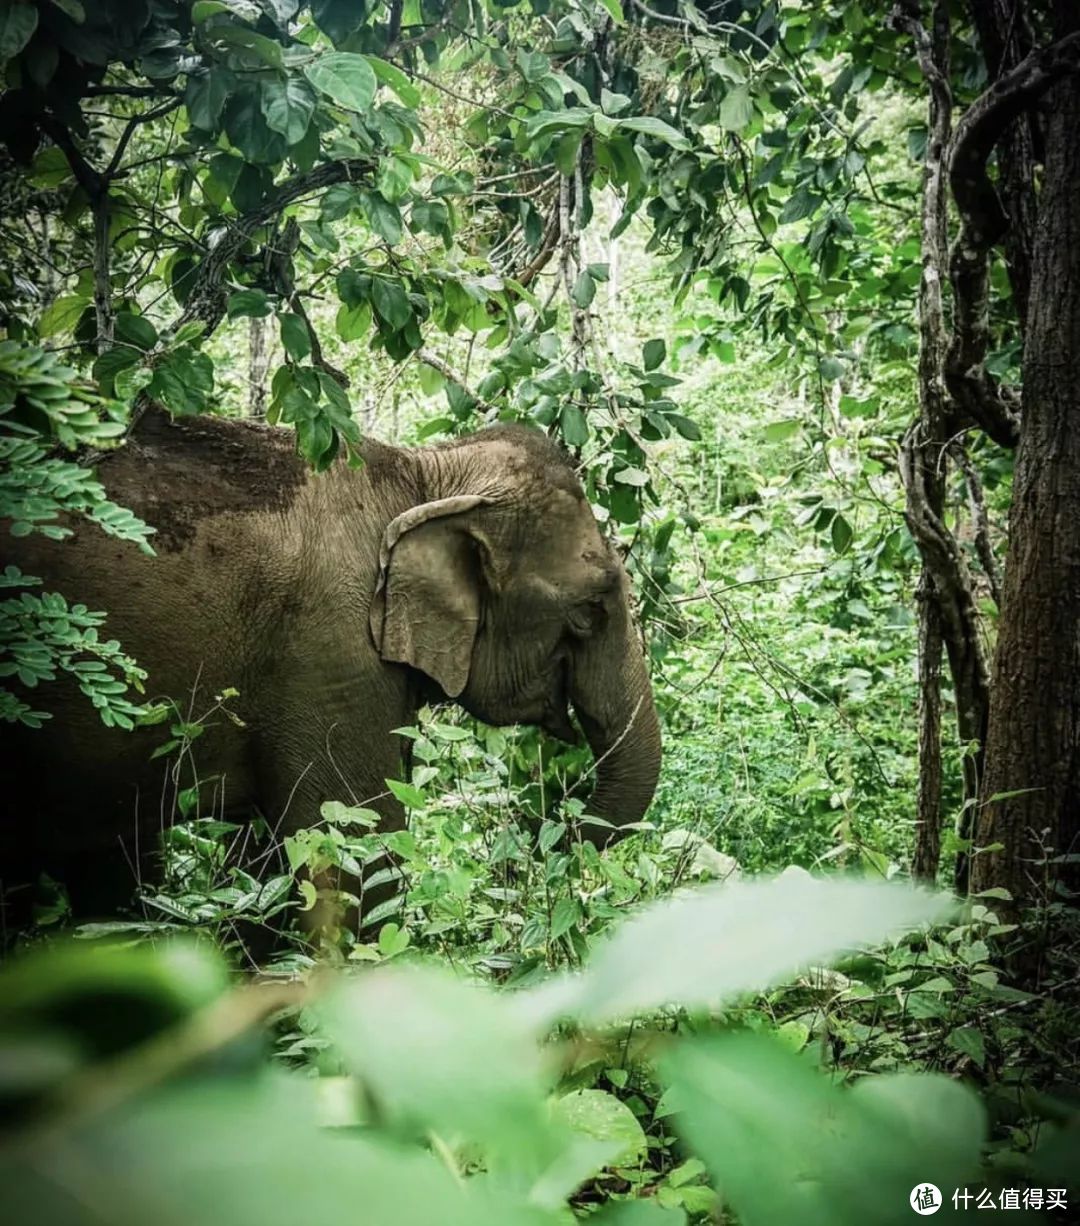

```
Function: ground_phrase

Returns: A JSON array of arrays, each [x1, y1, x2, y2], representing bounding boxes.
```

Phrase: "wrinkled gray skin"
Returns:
[[1, 411, 661, 935]]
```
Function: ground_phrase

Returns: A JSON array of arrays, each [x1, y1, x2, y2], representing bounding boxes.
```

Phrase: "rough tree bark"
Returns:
[[972, 4, 1080, 907], [248, 317, 270, 420]]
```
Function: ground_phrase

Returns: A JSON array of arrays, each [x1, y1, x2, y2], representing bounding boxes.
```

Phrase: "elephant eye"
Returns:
[[567, 598, 607, 639]]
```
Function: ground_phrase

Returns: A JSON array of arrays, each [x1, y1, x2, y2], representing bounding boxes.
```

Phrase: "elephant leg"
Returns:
[[251, 717, 413, 951]]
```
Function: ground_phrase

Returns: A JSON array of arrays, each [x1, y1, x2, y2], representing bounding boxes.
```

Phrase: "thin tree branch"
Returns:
[[170, 156, 375, 340], [416, 348, 498, 414], [386, 5, 455, 55], [104, 98, 183, 180], [84, 84, 178, 98]]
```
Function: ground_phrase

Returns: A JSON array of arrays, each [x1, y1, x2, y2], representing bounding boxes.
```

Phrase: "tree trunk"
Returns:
[[912, 573, 945, 882], [971, 5, 1080, 906], [248, 316, 270, 420]]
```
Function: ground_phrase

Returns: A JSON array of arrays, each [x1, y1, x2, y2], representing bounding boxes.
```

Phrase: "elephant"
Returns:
[[0, 409, 661, 938]]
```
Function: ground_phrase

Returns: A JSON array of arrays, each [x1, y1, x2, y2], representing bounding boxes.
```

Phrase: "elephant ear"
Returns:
[[369, 495, 493, 698]]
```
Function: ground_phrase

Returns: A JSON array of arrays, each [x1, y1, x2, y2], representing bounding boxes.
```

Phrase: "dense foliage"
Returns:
[[1, 0, 1079, 1223]]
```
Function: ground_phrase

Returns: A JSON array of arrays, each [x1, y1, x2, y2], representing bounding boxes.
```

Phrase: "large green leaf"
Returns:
[[362, 191, 403, 244], [310, 0, 365, 42], [366, 55, 422, 108], [224, 88, 287, 164], [617, 115, 689, 149], [376, 154, 413, 203], [260, 77, 316, 145], [37, 294, 88, 338], [317, 967, 554, 1168], [370, 279, 410, 330], [279, 312, 311, 361], [185, 67, 234, 132], [304, 51, 377, 113], [553, 1090, 646, 1166], [0, 1074, 555, 1226], [0, 1, 38, 62], [227, 288, 271, 319], [718, 85, 754, 132], [661, 1035, 984, 1226], [519, 875, 952, 1028], [642, 338, 665, 371]]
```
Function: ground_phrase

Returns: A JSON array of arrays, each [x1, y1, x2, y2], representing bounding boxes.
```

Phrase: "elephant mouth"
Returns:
[[541, 657, 580, 744], [542, 705, 580, 744]]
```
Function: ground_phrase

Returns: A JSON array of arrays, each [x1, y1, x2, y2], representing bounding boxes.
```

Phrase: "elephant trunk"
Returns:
[[570, 599, 662, 846]]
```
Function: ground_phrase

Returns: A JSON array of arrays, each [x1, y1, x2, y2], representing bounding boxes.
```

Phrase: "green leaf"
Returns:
[[560, 403, 588, 447], [642, 338, 665, 371], [366, 55, 421, 108], [114, 312, 158, 351], [211, 24, 284, 70], [946, 1026, 986, 1067], [0, 1, 38, 62], [552, 1091, 646, 1167], [831, 513, 853, 555], [613, 466, 649, 487], [223, 88, 287, 163], [667, 413, 701, 441], [0, 1072, 539, 1226], [115, 364, 153, 401], [371, 279, 410, 330], [596, 0, 624, 22], [819, 355, 845, 381], [28, 145, 72, 188], [227, 289, 270, 320], [377, 155, 413, 203], [522, 876, 952, 1028], [601, 1206, 686, 1225], [47, 0, 84, 19], [385, 777, 425, 808], [319, 799, 379, 829], [779, 187, 821, 224], [549, 897, 581, 939], [764, 418, 800, 443], [418, 363, 445, 396], [572, 270, 595, 309], [553, 128, 584, 176], [304, 51, 377, 113], [316, 966, 555, 1166], [362, 191, 403, 245], [191, 0, 230, 20], [230, 162, 271, 212], [185, 67, 233, 132], [37, 294, 88, 338], [718, 85, 754, 132], [618, 115, 689, 150], [170, 320, 207, 350], [377, 921, 411, 957], [260, 77, 315, 145], [662, 1035, 984, 1226], [279, 312, 311, 361], [335, 301, 372, 341]]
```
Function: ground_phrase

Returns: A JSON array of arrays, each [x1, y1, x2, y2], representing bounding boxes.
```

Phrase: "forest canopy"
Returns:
[[1, 0, 1079, 1223]]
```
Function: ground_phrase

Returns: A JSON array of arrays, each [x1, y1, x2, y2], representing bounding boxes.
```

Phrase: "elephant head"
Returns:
[[368, 425, 661, 841]]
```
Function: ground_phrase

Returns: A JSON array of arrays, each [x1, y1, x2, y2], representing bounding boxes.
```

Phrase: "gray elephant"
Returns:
[[1, 410, 661, 935]]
